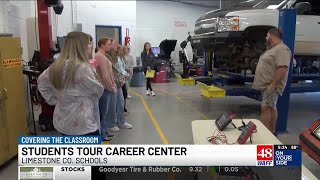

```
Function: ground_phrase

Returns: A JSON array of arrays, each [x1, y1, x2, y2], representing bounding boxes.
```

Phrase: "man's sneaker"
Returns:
[[151, 91, 155, 96], [109, 126, 120, 132], [146, 90, 150, 96], [127, 95, 132, 99], [120, 122, 133, 129]]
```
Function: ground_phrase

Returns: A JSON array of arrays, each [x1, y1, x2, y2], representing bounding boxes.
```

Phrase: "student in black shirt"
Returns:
[[141, 42, 155, 96]]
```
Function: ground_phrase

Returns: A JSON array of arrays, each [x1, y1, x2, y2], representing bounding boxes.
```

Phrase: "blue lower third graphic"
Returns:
[[274, 150, 301, 166]]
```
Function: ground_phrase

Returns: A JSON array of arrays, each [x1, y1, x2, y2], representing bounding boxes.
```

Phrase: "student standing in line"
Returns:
[[116, 46, 132, 123], [105, 40, 120, 132], [124, 45, 134, 99], [38, 31, 104, 136], [107, 40, 133, 130], [107, 40, 119, 65], [141, 42, 155, 96], [95, 37, 117, 141], [117, 46, 130, 116]]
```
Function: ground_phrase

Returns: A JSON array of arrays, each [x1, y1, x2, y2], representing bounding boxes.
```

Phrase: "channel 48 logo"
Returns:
[[256, 145, 274, 166]]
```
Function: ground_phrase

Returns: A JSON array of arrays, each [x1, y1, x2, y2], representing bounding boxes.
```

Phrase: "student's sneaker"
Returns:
[[146, 90, 150, 96], [127, 95, 132, 99], [102, 136, 112, 141], [109, 126, 120, 132], [151, 91, 155, 96], [120, 122, 133, 129]]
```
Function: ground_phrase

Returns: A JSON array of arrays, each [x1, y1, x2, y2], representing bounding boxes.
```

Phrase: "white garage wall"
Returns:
[[1, 1, 211, 64], [52, 1, 136, 63], [75, 1, 137, 58], [51, 0, 74, 38], [0, 0, 35, 61], [53, 1, 210, 66], [136, 1, 210, 64]]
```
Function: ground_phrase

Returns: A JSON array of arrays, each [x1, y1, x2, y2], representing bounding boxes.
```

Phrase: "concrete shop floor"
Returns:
[[1, 80, 320, 179]]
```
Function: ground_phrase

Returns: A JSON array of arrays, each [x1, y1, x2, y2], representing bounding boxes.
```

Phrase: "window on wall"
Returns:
[[95, 25, 122, 45]]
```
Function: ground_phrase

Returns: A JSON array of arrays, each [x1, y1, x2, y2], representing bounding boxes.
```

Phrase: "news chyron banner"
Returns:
[[18, 136, 301, 180]]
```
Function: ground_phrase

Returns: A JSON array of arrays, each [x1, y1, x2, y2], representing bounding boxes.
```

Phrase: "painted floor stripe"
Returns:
[[129, 89, 169, 144], [175, 96, 209, 120], [129, 89, 173, 180], [154, 87, 209, 120]]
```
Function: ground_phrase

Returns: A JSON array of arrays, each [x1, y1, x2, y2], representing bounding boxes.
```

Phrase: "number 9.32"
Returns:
[[189, 167, 202, 173]]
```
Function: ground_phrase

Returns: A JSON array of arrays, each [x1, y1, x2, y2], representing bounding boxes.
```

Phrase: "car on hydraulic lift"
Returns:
[[191, 0, 320, 74]]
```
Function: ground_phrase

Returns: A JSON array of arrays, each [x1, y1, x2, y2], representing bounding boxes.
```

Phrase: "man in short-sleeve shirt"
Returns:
[[253, 28, 291, 135]]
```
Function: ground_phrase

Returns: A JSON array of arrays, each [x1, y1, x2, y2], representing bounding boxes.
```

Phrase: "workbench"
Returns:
[[191, 119, 317, 180]]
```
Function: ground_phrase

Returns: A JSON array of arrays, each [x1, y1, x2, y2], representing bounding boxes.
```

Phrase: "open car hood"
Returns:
[[158, 39, 177, 59]]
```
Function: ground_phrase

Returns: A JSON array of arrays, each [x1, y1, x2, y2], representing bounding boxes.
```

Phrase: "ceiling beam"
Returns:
[[166, 0, 220, 8], [181, 1, 219, 8]]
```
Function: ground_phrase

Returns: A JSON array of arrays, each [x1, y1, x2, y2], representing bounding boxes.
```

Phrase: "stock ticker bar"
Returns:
[[90, 166, 302, 180], [19, 166, 302, 180]]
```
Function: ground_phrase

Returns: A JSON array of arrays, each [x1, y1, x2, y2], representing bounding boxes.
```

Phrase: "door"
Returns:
[[95, 25, 122, 45], [0, 37, 28, 159], [0, 49, 10, 166]]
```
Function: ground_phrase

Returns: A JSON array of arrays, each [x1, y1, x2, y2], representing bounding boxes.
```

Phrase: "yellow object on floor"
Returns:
[[102, 141, 110, 145], [197, 82, 226, 98], [175, 73, 195, 85]]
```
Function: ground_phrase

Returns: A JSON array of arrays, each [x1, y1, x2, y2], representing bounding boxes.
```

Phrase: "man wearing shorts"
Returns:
[[253, 28, 292, 135]]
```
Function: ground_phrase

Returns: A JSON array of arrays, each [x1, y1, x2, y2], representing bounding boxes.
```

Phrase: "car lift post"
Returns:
[[276, 9, 297, 133], [202, 50, 207, 76], [202, 49, 213, 77], [27, 0, 53, 135], [37, 0, 53, 60]]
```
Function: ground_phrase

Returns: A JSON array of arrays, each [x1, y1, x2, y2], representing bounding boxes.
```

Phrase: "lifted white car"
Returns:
[[192, 0, 320, 74]]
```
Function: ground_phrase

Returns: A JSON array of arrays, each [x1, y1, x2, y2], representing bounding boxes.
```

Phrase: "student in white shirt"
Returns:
[[38, 31, 104, 135], [114, 45, 132, 129]]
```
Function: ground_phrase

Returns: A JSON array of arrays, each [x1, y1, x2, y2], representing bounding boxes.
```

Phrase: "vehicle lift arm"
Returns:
[[37, 0, 53, 60]]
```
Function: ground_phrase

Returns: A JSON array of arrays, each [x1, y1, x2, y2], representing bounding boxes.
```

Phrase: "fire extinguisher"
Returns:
[[124, 28, 130, 46]]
